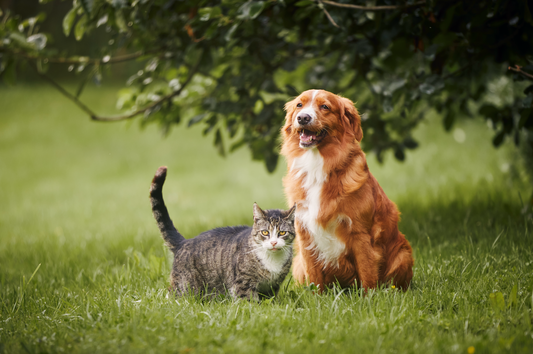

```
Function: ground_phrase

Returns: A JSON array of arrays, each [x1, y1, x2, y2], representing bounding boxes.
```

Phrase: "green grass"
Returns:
[[0, 83, 532, 354]]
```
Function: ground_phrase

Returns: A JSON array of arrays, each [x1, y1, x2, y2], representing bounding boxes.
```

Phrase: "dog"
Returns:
[[281, 89, 414, 291]]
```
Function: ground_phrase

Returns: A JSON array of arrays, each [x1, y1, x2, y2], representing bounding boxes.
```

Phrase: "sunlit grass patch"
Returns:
[[0, 84, 532, 353]]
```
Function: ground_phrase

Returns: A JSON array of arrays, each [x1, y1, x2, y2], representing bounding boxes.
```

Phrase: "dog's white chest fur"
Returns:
[[291, 149, 346, 267]]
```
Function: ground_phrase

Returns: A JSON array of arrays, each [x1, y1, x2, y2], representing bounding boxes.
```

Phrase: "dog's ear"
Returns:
[[340, 97, 363, 142], [282, 98, 298, 137]]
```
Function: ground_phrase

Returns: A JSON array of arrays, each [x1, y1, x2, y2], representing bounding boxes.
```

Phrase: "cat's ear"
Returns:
[[253, 203, 266, 221], [283, 203, 297, 221]]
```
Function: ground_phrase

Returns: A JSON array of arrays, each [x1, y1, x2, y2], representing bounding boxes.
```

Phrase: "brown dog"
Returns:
[[281, 89, 414, 290]]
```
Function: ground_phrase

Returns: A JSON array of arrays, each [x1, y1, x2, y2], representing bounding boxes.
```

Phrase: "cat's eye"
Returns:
[[279, 231, 287, 236], [261, 230, 269, 236]]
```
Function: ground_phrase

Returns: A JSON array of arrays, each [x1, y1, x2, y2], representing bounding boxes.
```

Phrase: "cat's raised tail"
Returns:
[[150, 166, 185, 254]]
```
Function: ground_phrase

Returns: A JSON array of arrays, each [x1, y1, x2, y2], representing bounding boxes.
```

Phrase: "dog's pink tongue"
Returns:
[[300, 130, 316, 143]]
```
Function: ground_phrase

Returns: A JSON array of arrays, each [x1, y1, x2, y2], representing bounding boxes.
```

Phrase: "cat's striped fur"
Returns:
[[150, 166, 296, 300]]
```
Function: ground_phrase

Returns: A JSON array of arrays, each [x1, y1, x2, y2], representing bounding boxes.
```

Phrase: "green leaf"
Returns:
[[523, 92, 533, 108], [440, 3, 459, 31], [508, 284, 518, 308], [115, 10, 128, 33], [76, 74, 89, 98], [1, 60, 16, 86], [489, 292, 506, 313], [80, 0, 94, 17], [225, 23, 239, 41], [248, 1, 265, 19], [403, 137, 419, 149], [443, 111, 454, 131], [74, 14, 88, 41], [204, 23, 218, 39], [519, 109, 532, 129], [522, 309, 531, 330], [295, 0, 314, 6], [63, 6, 78, 36], [238, 1, 265, 20], [230, 139, 246, 152], [198, 6, 222, 21], [188, 113, 209, 127], [264, 151, 278, 173], [433, 32, 457, 49], [34, 12, 47, 23], [492, 130, 505, 147], [479, 104, 499, 120], [394, 146, 405, 161], [214, 128, 226, 157], [522, 0, 533, 25], [116, 88, 136, 110], [9, 32, 32, 49], [285, 84, 299, 96], [26, 34, 47, 51]]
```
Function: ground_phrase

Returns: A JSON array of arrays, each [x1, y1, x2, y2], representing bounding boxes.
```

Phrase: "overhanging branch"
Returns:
[[3, 49, 148, 66], [319, 0, 426, 11], [36, 68, 97, 118], [317, 2, 340, 28], [35, 52, 203, 122], [509, 65, 533, 80]]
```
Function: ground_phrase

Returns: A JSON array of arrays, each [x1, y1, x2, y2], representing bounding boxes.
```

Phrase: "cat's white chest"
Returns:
[[291, 149, 346, 267], [255, 248, 289, 275]]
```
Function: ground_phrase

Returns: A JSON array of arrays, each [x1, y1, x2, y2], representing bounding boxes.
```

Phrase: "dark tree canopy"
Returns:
[[1, 0, 533, 171]]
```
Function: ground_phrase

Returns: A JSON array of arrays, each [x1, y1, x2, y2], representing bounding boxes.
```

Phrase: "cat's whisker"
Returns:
[[246, 247, 262, 255], [281, 247, 292, 259]]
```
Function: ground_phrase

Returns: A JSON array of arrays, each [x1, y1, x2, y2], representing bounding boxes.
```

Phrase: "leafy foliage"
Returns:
[[1, 0, 533, 171]]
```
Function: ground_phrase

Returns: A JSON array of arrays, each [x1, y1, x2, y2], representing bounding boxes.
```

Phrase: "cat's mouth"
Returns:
[[269, 246, 288, 253]]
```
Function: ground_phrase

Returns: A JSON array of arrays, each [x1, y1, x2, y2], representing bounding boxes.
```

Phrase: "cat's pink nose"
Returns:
[[270, 240, 278, 247]]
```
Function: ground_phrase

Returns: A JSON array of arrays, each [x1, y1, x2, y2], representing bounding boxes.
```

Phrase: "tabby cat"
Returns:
[[150, 166, 296, 300]]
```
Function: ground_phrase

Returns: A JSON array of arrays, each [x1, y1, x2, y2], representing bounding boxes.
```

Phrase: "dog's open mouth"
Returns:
[[298, 129, 327, 148]]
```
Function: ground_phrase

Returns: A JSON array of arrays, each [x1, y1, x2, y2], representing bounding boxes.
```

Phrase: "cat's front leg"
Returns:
[[231, 284, 260, 302]]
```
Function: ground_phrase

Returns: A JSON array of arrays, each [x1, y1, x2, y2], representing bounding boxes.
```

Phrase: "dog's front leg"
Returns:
[[292, 227, 326, 290], [352, 234, 381, 290]]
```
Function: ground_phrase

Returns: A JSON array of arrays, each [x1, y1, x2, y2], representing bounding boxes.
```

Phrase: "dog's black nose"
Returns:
[[297, 113, 312, 125]]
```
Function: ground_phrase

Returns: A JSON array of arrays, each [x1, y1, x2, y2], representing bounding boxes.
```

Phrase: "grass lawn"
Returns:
[[0, 83, 532, 354]]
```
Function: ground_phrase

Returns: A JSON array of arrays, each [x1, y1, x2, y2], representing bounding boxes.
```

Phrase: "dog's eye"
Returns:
[[321, 104, 329, 110], [261, 230, 269, 236], [279, 231, 287, 236], [296, 103, 302, 108]]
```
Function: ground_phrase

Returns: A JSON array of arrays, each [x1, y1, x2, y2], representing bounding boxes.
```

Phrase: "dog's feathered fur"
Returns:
[[281, 89, 414, 290]]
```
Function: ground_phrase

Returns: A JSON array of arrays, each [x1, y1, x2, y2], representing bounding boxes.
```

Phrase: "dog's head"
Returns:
[[282, 89, 363, 149]]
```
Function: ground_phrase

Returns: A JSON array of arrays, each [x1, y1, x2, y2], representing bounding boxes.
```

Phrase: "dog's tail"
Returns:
[[150, 166, 185, 254]]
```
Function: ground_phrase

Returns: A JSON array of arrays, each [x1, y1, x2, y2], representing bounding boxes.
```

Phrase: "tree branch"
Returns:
[[35, 53, 203, 122], [318, 2, 340, 28], [441, 64, 471, 81], [508, 65, 533, 80], [318, 0, 426, 11], [3, 49, 148, 65], [36, 67, 98, 118]]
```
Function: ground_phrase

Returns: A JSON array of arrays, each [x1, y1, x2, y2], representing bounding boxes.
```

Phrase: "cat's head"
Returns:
[[251, 203, 296, 253]]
